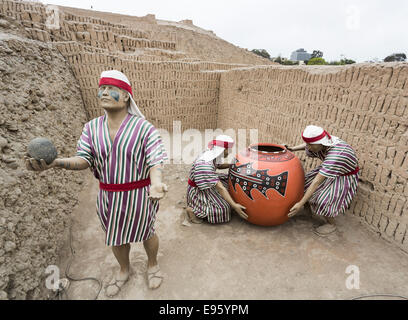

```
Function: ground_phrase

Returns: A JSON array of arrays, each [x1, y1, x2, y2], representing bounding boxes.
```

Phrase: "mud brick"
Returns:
[[380, 94, 391, 113], [379, 215, 389, 232], [388, 194, 400, 213], [394, 223, 406, 243], [395, 97, 407, 117], [43, 31, 50, 42], [394, 177, 405, 194], [394, 197, 406, 217], [403, 234, 408, 252], [401, 151, 408, 171], [20, 11, 30, 20], [386, 97, 397, 115], [30, 12, 42, 23], [356, 200, 365, 217], [376, 146, 386, 163], [364, 210, 374, 225], [380, 193, 392, 212], [380, 67, 393, 89], [374, 95, 386, 113], [386, 146, 396, 161], [96, 31, 103, 41], [385, 220, 398, 238], [107, 31, 114, 42], [372, 212, 382, 228], [388, 67, 401, 88], [379, 167, 391, 186], [89, 29, 97, 40]]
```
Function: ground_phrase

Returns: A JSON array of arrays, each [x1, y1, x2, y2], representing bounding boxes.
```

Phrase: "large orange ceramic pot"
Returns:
[[228, 143, 305, 226]]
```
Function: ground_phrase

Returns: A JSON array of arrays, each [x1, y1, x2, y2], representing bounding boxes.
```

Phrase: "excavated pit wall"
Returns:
[[0, 0, 259, 132], [0, 15, 87, 299], [0, 0, 268, 300], [1, 0, 408, 300], [217, 64, 408, 253]]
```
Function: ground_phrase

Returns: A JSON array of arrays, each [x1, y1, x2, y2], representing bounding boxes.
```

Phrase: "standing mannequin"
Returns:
[[25, 70, 168, 296]]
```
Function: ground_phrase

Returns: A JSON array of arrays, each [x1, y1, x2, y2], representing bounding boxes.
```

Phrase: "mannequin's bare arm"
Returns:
[[215, 181, 248, 220], [285, 143, 306, 151], [216, 163, 231, 169], [148, 163, 168, 201], [25, 156, 90, 171]]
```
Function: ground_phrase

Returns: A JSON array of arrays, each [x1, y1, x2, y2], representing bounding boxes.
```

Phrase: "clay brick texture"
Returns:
[[1, 0, 407, 300], [0, 0, 262, 132], [217, 64, 408, 252]]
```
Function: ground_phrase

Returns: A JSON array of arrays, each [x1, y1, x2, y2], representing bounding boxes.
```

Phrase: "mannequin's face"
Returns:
[[307, 143, 324, 153], [98, 85, 129, 111]]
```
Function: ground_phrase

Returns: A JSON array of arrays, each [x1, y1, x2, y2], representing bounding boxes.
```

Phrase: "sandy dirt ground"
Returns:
[[57, 163, 408, 300]]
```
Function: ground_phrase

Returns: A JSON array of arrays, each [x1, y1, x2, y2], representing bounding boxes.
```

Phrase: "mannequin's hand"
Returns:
[[25, 156, 55, 171], [149, 183, 168, 200]]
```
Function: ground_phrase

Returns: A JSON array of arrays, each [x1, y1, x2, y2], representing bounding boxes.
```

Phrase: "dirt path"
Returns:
[[57, 164, 408, 300]]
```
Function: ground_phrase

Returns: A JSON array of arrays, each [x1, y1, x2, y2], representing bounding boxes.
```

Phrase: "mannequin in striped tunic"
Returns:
[[25, 70, 168, 297], [286, 125, 359, 236], [184, 135, 248, 224]]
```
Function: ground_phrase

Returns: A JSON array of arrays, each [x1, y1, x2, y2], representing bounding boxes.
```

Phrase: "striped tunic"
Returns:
[[186, 159, 231, 224], [305, 140, 359, 217], [76, 113, 168, 246]]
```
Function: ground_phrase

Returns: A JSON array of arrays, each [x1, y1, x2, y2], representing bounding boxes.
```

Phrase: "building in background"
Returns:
[[290, 48, 311, 61]]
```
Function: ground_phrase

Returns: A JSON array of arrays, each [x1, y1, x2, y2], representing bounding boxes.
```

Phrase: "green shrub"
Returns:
[[281, 60, 299, 65], [384, 53, 406, 62], [328, 59, 356, 65], [307, 57, 327, 65], [251, 49, 271, 60]]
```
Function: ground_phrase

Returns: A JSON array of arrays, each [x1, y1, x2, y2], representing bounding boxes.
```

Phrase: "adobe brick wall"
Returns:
[[217, 63, 408, 252], [0, 1, 271, 300], [1, 0, 407, 301], [0, 0, 262, 131], [53, 4, 274, 65]]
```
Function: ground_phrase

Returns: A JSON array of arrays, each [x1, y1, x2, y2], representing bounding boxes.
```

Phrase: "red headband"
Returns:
[[208, 140, 234, 149], [302, 130, 332, 143], [99, 77, 133, 96]]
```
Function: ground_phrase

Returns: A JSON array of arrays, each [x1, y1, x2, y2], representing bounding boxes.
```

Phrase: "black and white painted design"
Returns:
[[229, 161, 288, 200]]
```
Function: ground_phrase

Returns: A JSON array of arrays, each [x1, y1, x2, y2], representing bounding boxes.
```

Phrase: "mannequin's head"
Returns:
[[97, 85, 130, 112]]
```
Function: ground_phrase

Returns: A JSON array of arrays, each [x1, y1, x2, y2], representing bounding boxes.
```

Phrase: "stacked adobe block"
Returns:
[[0, 0, 266, 131]]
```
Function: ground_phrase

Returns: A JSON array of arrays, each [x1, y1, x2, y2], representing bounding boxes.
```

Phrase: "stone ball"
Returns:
[[27, 137, 58, 165]]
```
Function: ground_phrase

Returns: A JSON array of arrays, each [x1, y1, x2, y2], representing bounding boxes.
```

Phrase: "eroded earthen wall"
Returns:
[[217, 63, 408, 252], [0, 18, 87, 299], [0, 0, 262, 300], [1, 0, 407, 301]]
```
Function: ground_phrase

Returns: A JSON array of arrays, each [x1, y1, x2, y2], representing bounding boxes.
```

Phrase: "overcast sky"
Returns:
[[40, 0, 408, 62]]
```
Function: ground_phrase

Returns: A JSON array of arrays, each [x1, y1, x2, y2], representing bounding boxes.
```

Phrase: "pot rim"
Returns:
[[248, 143, 287, 155]]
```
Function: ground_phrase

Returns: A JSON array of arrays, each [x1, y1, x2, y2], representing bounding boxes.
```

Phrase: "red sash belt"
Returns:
[[341, 167, 360, 176], [188, 179, 197, 188], [99, 178, 151, 192]]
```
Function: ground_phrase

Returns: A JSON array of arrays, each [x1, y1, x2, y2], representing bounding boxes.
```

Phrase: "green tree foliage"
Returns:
[[384, 53, 406, 62], [328, 58, 356, 65], [281, 60, 299, 65], [307, 57, 327, 65], [272, 56, 299, 65], [274, 56, 282, 64], [311, 50, 323, 58], [342, 58, 356, 64], [251, 49, 271, 60]]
